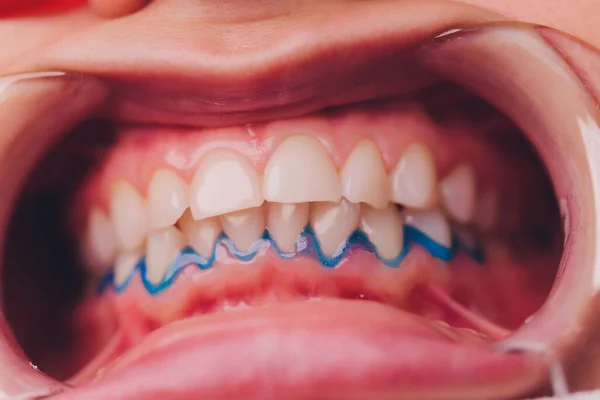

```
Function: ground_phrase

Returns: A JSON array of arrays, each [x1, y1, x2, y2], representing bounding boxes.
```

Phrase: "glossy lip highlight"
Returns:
[[0, 10, 599, 400]]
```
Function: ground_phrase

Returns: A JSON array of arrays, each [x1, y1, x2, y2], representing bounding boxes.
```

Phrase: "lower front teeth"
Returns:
[[310, 199, 360, 257], [96, 199, 480, 291], [220, 207, 266, 253]]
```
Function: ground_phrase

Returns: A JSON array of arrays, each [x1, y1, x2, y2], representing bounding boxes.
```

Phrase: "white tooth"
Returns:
[[475, 189, 498, 231], [147, 169, 190, 230], [310, 199, 360, 257], [178, 209, 221, 258], [440, 163, 477, 223], [82, 208, 118, 274], [390, 143, 438, 209], [146, 226, 184, 284], [220, 207, 265, 252], [110, 181, 148, 251], [360, 204, 403, 260], [340, 140, 389, 209], [190, 149, 263, 220], [404, 208, 451, 248], [263, 135, 341, 203], [114, 250, 142, 286], [266, 202, 309, 253]]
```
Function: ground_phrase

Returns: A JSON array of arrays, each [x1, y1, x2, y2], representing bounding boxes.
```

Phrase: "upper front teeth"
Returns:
[[83, 136, 493, 281], [190, 148, 264, 220], [390, 143, 438, 209], [148, 169, 190, 229], [110, 181, 148, 251], [263, 135, 341, 203], [440, 163, 477, 223], [341, 140, 390, 209]]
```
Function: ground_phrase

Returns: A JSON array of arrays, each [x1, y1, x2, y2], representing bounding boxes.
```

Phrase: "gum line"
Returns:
[[98, 225, 484, 296]]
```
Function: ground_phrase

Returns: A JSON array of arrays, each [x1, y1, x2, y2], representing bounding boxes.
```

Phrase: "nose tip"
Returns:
[[89, 0, 147, 18]]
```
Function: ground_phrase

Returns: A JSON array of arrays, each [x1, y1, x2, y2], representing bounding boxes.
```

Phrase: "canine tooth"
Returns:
[[179, 209, 222, 258], [440, 163, 477, 223], [310, 199, 360, 257], [360, 204, 403, 260], [341, 140, 389, 209], [110, 181, 148, 251], [114, 250, 142, 286], [266, 202, 309, 253], [148, 169, 189, 230], [220, 207, 265, 252], [82, 208, 118, 274], [146, 226, 184, 284], [390, 143, 438, 209], [404, 208, 451, 248], [475, 189, 498, 231], [190, 149, 263, 220], [263, 135, 341, 203]]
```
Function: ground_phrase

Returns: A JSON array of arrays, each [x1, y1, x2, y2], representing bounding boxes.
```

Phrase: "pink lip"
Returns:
[[52, 300, 544, 400]]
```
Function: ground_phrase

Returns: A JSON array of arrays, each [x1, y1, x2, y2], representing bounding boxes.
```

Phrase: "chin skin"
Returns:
[[2, 0, 600, 399]]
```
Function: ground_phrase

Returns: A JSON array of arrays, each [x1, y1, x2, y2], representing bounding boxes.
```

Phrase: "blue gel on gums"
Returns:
[[100, 224, 483, 296]]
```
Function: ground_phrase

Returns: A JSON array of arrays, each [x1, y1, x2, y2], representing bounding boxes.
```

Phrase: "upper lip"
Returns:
[[2, 0, 600, 398], [5, 0, 502, 126]]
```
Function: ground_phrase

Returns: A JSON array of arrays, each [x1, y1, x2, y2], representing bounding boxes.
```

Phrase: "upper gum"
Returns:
[[79, 100, 505, 211]]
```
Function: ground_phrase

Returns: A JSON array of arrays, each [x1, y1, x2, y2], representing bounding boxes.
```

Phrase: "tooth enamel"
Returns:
[[404, 208, 451, 248], [114, 250, 142, 285], [82, 208, 118, 274], [340, 140, 389, 209], [146, 226, 185, 284], [390, 143, 438, 209], [475, 189, 498, 231], [190, 149, 263, 220], [440, 163, 477, 223], [263, 135, 341, 203], [220, 207, 265, 252], [360, 204, 404, 260], [266, 202, 309, 253], [148, 169, 190, 230], [310, 199, 360, 257], [110, 181, 149, 251], [178, 209, 221, 258]]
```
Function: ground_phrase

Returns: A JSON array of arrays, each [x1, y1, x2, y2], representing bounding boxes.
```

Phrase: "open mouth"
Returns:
[[1, 4, 600, 399]]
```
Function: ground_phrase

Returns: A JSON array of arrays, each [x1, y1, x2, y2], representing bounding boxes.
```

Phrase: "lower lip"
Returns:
[[53, 300, 545, 400]]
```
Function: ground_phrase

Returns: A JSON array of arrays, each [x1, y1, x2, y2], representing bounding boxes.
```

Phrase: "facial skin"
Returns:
[[1, 0, 600, 399]]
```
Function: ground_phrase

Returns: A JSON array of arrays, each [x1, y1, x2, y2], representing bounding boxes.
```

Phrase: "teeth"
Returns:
[[190, 149, 263, 220], [266, 202, 309, 253], [82, 208, 118, 274], [114, 250, 142, 285], [263, 135, 341, 203], [179, 209, 222, 258], [340, 140, 389, 209], [310, 199, 360, 256], [146, 226, 185, 284], [360, 204, 404, 260], [475, 189, 498, 231], [110, 181, 149, 251], [404, 208, 451, 248], [440, 163, 476, 223], [147, 169, 190, 230], [220, 207, 265, 252], [390, 143, 438, 209]]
